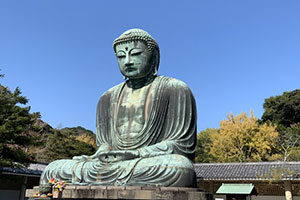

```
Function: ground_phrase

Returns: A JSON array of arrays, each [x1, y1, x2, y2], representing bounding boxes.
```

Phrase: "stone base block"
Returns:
[[26, 185, 211, 200]]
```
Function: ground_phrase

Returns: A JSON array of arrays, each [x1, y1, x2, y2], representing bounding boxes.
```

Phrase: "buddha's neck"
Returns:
[[127, 75, 156, 89]]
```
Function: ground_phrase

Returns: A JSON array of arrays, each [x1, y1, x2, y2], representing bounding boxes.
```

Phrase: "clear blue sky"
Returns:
[[1, 0, 299, 133]]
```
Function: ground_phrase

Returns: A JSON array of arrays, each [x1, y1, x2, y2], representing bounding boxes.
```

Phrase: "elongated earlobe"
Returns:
[[151, 49, 159, 76], [154, 67, 158, 76]]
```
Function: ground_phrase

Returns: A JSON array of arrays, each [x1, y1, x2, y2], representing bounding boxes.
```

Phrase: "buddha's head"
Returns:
[[113, 29, 160, 80]]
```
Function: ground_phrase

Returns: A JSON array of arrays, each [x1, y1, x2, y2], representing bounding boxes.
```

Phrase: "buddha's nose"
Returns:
[[125, 55, 133, 66]]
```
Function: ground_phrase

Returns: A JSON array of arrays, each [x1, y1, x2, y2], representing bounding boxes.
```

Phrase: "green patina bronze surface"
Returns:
[[40, 29, 197, 188]]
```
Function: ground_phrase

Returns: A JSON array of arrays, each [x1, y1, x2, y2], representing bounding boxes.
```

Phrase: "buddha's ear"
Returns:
[[151, 49, 160, 75]]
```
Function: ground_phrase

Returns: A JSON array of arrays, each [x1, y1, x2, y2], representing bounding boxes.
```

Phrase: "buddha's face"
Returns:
[[115, 40, 153, 79]]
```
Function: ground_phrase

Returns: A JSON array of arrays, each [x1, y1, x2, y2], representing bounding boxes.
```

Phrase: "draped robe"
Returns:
[[40, 76, 197, 187]]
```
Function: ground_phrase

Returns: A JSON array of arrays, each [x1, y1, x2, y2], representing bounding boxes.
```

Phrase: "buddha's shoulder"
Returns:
[[100, 82, 124, 97], [157, 76, 190, 89]]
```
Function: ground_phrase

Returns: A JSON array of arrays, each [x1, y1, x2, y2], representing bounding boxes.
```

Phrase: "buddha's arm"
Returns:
[[137, 141, 173, 157], [137, 80, 197, 160], [75, 90, 114, 161]]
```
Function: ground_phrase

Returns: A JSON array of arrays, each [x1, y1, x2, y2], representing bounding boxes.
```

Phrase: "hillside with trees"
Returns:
[[29, 121, 97, 163], [0, 73, 97, 166]]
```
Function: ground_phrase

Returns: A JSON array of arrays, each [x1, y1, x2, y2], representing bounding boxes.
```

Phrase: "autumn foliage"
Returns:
[[196, 89, 300, 163], [210, 111, 278, 162]]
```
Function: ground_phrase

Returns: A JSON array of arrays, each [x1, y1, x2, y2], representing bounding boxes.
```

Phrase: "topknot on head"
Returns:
[[113, 28, 159, 54]]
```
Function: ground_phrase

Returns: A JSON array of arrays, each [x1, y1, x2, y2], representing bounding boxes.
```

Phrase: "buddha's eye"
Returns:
[[116, 51, 126, 58], [130, 49, 143, 56]]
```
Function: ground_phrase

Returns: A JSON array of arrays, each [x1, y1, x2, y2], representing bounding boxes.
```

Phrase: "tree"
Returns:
[[261, 90, 300, 161], [210, 111, 278, 162], [262, 90, 300, 127], [268, 123, 300, 161], [0, 85, 40, 167], [195, 128, 217, 163]]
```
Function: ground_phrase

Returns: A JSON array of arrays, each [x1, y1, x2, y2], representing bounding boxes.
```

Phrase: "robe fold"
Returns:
[[40, 76, 197, 187]]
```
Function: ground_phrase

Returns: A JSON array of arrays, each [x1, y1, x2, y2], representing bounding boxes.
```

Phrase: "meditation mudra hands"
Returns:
[[72, 149, 140, 163], [98, 150, 139, 163]]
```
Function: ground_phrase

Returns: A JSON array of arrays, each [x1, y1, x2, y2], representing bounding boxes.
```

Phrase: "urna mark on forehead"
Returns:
[[115, 40, 148, 52]]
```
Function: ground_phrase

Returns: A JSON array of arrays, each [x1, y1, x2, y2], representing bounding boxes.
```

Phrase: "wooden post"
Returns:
[[284, 181, 293, 200], [209, 181, 213, 194], [19, 176, 28, 200]]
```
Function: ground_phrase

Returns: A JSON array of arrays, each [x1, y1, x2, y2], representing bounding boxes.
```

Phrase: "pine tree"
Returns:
[[0, 84, 39, 167]]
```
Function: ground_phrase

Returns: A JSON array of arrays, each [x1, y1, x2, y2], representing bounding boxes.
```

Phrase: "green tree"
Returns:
[[261, 90, 300, 161], [0, 85, 40, 167], [195, 128, 217, 163], [262, 90, 300, 127], [210, 111, 278, 162], [268, 124, 300, 161]]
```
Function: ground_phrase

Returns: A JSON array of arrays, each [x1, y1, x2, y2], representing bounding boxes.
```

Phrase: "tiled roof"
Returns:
[[194, 162, 300, 181], [27, 163, 47, 171], [0, 163, 47, 177]]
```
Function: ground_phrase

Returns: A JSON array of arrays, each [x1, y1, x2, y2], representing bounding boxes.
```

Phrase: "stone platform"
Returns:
[[26, 185, 210, 200]]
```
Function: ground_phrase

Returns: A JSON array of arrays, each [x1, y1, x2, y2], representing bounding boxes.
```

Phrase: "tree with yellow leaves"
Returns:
[[210, 111, 278, 162]]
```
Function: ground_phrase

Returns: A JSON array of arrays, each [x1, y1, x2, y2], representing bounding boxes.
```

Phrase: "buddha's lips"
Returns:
[[125, 67, 136, 72]]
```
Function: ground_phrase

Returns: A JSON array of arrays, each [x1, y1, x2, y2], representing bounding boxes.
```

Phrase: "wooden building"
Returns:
[[0, 163, 46, 200], [195, 162, 300, 200]]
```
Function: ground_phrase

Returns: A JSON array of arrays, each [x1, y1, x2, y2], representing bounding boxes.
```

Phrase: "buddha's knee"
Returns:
[[137, 154, 194, 170], [132, 154, 195, 187], [44, 159, 73, 173], [41, 159, 75, 184]]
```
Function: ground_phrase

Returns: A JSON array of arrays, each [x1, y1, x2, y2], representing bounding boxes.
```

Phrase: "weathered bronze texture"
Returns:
[[39, 29, 197, 187]]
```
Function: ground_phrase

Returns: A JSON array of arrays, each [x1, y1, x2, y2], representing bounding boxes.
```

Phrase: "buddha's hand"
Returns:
[[98, 150, 139, 163], [72, 145, 111, 161]]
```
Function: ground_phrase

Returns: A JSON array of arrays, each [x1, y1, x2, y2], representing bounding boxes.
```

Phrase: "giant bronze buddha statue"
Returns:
[[40, 29, 197, 187]]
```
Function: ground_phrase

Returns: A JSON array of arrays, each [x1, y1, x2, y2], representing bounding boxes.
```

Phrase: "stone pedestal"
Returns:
[[26, 185, 210, 200]]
